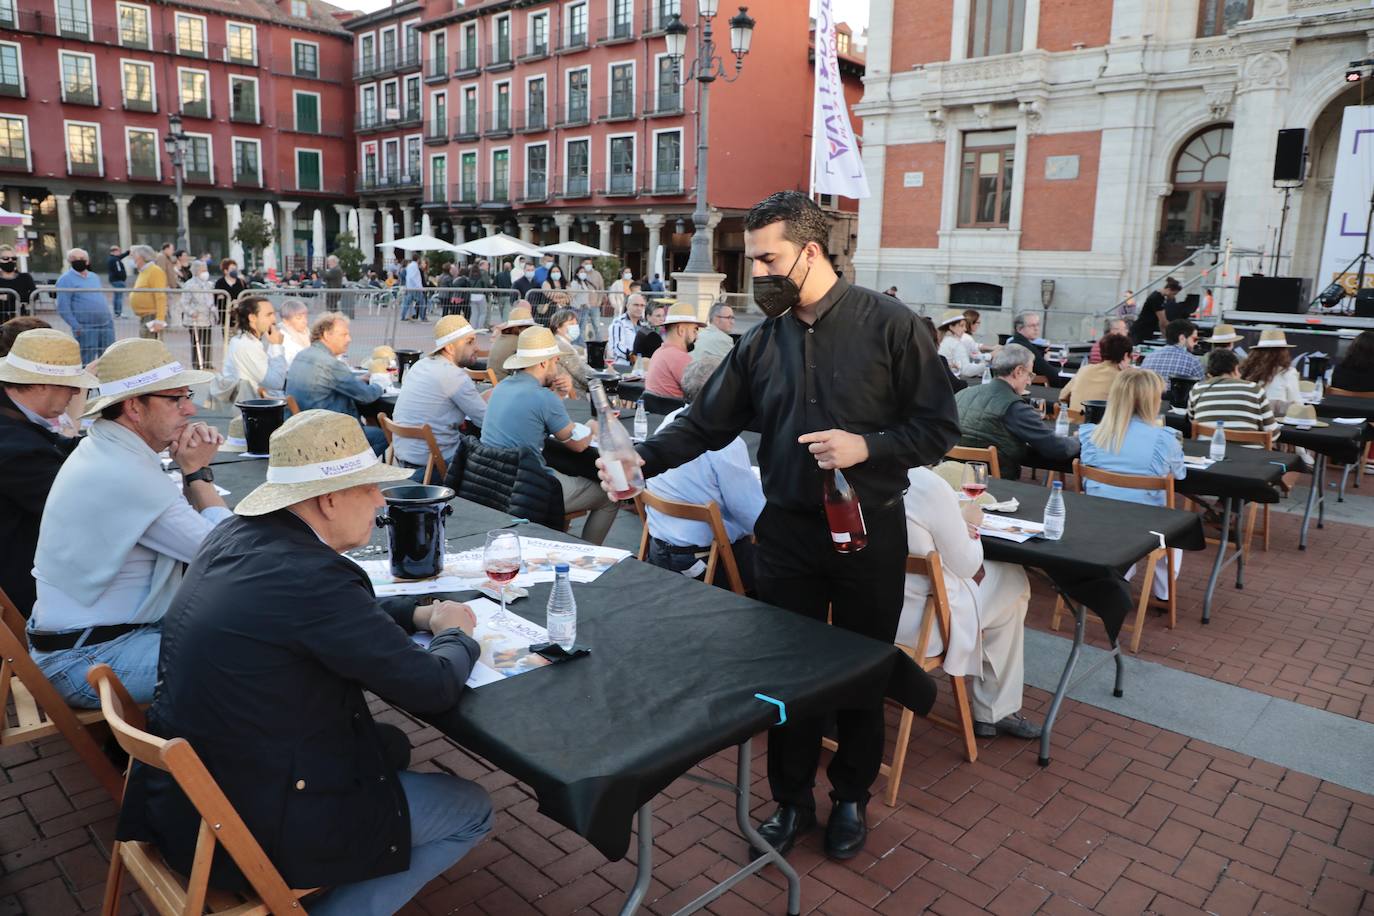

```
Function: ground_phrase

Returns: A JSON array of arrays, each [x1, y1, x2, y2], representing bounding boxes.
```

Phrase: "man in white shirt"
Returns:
[[402, 256, 426, 322], [28, 337, 228, 706], [216, 295, 288, 402], [392, 315, 489, 472], [608, 294, 647, 365], [644, 357, 763, 591], [691, 301, 737, 363]]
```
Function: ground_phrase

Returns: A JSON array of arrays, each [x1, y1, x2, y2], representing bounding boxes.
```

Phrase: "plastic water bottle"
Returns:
[[633, 399, 648, 441], [1054, 408, 1071, 437], [1043, 481, 1066, 541], [546, 563, 577, 651], [981, 365, 992, 385], [1209, 420, 1227, 462]]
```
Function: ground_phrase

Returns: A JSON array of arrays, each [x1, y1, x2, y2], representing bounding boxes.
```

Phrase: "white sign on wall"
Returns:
[[903, 171, 924, 188], [1319, 105, 1374, 294], [1045, 155, 1080, 180]]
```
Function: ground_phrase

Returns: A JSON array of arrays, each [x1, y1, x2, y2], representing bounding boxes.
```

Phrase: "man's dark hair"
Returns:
[[1166, 319, 1196, 344], [1098, 333, 1132, 364], [1206, 348, 1239, 377], [1163, 277, 1183, 292], [744, 190, 830, 255], [0, 316, 51, 357], [100, 402, 126, 420], [234, 295, 270, 333]]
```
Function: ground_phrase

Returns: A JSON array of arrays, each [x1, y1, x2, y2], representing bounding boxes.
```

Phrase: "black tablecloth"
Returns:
[[1314, 395, 1374, 423], [983, 479, 1205, 640], [1177, 440, 1294, 504], [1277, 422, 1364, 464], [423, 524, 936, 861]]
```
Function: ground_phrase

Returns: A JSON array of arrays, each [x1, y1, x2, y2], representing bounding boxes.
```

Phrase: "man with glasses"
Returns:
[[28, 338, 227, 706], [954, 343, 1079, 479], [691, 300, 737, 363]]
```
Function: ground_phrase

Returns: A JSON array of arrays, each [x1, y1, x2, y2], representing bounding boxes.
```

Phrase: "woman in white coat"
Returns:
[[935, 310, 987, 380], [897, 464, 1040, 739]]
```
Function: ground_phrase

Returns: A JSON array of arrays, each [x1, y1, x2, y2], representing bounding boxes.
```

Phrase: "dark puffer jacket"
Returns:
[[444, 434, 565, 527]]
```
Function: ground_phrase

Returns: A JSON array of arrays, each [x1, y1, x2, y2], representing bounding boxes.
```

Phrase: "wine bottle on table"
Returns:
[[823, 468, 867, 553], [589, 380, 645, 500]]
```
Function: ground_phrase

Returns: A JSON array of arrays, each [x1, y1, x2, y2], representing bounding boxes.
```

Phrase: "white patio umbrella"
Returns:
[[0, 205, 25, 227], [380, 233, 463, 253], [227, 204, 245, 267], [311, 210, 326, 268], [456, 233, 542, 259], [261, 202, 277, 275], [382, 210, 396, 269], [420, 212, 432, 238], [652, 243, 665, 283], [537, 241, 613, 258]]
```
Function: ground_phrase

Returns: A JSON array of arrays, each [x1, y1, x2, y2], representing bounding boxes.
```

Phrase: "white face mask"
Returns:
[[550, 272, 561, 280], [577, 271, 587, 280], [622, 272, 632, 280], [566, 323, 581, 342]]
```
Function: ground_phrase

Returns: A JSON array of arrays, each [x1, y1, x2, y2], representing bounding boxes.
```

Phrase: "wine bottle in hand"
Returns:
[[823, 468, 867, 553], [589, 380, 644, 500]]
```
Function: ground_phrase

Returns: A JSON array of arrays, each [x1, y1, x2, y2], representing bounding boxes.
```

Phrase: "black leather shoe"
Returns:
[[974, 712, 1043, 739], [749, 804, 816, 858], [824, 800, 868, 860]]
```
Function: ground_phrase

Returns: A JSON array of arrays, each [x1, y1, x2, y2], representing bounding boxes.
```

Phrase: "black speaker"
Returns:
[[1236, 275, 1305, 313], [1273, 129, 1306, 182], [1356, 289, 1374, 318]]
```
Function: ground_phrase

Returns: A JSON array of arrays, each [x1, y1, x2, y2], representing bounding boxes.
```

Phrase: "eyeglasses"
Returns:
[[143, 392, 194, 408]]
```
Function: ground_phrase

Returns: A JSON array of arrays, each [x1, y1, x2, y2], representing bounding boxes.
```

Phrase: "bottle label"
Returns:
[[831, 531, 851, 544], [605, 458, 629, 492]]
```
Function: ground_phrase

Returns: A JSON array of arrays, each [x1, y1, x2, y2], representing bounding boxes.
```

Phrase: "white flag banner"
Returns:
[[811, 0, 870, 199], [1319, 105, 1374, 296]]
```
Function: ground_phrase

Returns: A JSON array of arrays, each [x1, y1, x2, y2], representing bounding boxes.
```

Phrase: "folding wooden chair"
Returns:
[[86, 664, 319, 916], [1192, 421, 1271, 557], [944, 445, 1001, 481], [464, 368, 490, 385], [632, 490, 746, 595], [255, 387, 300, 416], [1052, 459, 1176, 653], [377, 413, 448, 485], [486, 368, 500, 386], [0, 587, 125, 801]]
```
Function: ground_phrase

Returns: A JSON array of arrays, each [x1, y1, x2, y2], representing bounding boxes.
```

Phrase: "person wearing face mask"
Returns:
[[129, 245, 169, 340], [215, 258, 247, 325], [603, 191, 957, 860], [56, 248, 117, 363], [609, 267, 635, 314], [533, 264, 566, 326], [533, 255, 555, 286], [644, 303, 706, 400], [513, 262, 537, 300], [568, 265, 595, 323], [180, 260, 217, 370], [0, 244, 36, 321], [550, 308, 590, 395]]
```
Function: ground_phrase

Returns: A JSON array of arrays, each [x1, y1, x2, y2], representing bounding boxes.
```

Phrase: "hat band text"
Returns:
[[266, 447, 379, 484], [5, 352, 83, 377], [99, 361, 184, 397]]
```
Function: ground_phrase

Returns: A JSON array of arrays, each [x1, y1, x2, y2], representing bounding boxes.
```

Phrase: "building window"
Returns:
[[184, 134, 211, 181], [656, 56, 680, 111], [493, 82, 511, 131], [494, 15, 511, 64], [126, 128, 159, 180], [529, 12, 549, 55], [1197, 0, 1252, 37], [461, 24, 479, 70], [653, 0, 681, 32], [0, 1, 14, 29], [359, 33, 375, 71], [566, 138, 589, 195], [294, 41, 319, 78], [1157, 125, 1231, 263], [527, 77, 546, 128], [60, 52, 97, 106], [230, 76, 259, 123], [0, 44, 21, 98], [178, 69, 209, 118], [407, 135, 421, 179], [967, 0, 1025, 59], [361, 85, 377, 127], [56, 0, 90, 38], [526, 144, 547, 199], [460, 151, 477, 202], [176, 13, 207, 56], [611, 62, 634, 118], [362, 146, 377, 186], [609, 136, 634, 193], [654, 130, 681, 192], [0, 116, 28, 170], [291, 0, 308, 16], [430, 31, 447, 75], [568, 2, 588, 46], [492, 149, 510, 200], [65, 122, 101, 176], [463, 86, 478, 134], [383, 80, 399, 117], [404, 21, 420, 63], [297, 149, 322, 191], [227, 22, 257, 65], [958, 130, 1015, 227], [837, 31, 850, 55], [430, 154, 447, 202], [233, 139, 261, 185], [612, 0, 633, 39], [382, 138, 399, 178], [432, 92, 448, 136], [122, 60, 155, 112], [405, 76, 421, 118], [116, 3, 150, 48], [567, 69, 589, 122], [294, 92, 320, 133], [381, 27, 397, 68]]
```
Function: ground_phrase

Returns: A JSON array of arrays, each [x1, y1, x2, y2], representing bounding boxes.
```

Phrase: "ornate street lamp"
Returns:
[[164, 112, 190, 250], [664, 4, 755, 274]]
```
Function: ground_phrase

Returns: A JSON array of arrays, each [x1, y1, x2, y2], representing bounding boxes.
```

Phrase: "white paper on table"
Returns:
[[409, 597, 551, 688], [383, 386, 403, 396], [1332, 417, 1366, 425], [1182, 456, 1216, 469], [977, 516, 1045, 542]]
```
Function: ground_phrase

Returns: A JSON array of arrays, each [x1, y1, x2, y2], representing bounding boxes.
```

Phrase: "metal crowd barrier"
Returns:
[[30, 284, 234, 368]]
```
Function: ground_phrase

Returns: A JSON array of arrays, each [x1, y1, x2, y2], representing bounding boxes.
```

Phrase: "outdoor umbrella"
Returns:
[[421, 212, 433, 238], [0, 206, 25, 227], [380, 234, 464, 253], [311, 210, 325, 268], [382, 211, 396, 268], [537, 241, 613, 258], [227, 204, 245, 267], [456, 233, 542, 259]]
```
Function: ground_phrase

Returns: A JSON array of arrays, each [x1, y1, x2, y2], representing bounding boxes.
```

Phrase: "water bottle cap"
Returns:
[[1052, 481, 1063, 489], [555, 562, 570, 573]]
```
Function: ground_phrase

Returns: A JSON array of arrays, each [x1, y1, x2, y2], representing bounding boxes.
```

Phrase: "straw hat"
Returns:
[[661, 302, 706, 327], [80, 338, 215, 417], [503, 306, 535, 330], [1280, 403, 1328, 427], [502, 326, 563, 371], [235, 409, 413, 516], [430, 314, 475, 354], [0, 329, 99, 388], [367, 357, 391, 375], [220, 416, 248, 453], [1253, 328, 1293, 349], [936, 309, 966, 329], [1207, 324, 1242, 343], [371, 345, 396, 362]]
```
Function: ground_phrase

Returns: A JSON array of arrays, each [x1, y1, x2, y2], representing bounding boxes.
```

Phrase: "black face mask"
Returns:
[[70, 259, 89, 273], [0, 260, 15, 270], [751, 248, 810, 318]]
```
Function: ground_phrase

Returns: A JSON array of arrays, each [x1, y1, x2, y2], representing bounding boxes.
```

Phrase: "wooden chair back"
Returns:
[[632, 490, 746, 595], [0, 588, 124, 801], [377, 413, 448, 485], [86, 665, 315, 916], [945, 445, 1001, 481], [255, 386, 300, 415], [1190, 421, 1273, 448], [486, 368, 500, 386], [1072, 459, 1175, 509], [1325, 386, 1374, 399], [465, 368, 490, 384]]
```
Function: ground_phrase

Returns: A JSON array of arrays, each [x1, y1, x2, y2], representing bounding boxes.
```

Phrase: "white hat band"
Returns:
[[434, 326, 475, 348], [226, 436, 247, 448], [98, 361, 184, 397], [5, 352, 84, 377], [514, 344, 561, 360], [266, 447, 379, 484]]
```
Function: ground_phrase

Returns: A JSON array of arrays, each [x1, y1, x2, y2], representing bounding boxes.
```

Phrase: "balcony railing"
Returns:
[[426, 183, 448, 205], [487, 41, 513, 70], [520, 108, 548, 133], [0, 75, 24, 98], [424, 118, 449, 143], [453, 117, 480, 141], [65, 86, 99, 107], [232, 170, 262, 188], [486, 109, 513, 136], [481, 180, 511, 204], [229, 107, 260, 124], [5, 10, 174, 50], [354, 107, 423, 131], [557, 29, 590, 53], [180, 99, 211, 119], [128, 159, 159, 181], [647, 171, 684, 195], [556, 174, 591, 199], [455, 49, 481, 76], [644, 5, 681, 34], [357, 171, 422, 193], [226, 46, 256, 66], [281, 170, 348, 195], [354, 44, 421, 79], [0, 154, 30, 173], [598, 94, 636, 121], [598, 16, 637, 43], [184, 164, 215, 185], [67, 158, 103, 178], [426, 53, 450, 81], [598, 171, 637, 197], [558, 102, 591, 127], [520, 39, 550, 61], [166, 35, 225, 60], [645, 91, 684, 117], [514, 179, 549, 202], [452, 181, 478, 205]]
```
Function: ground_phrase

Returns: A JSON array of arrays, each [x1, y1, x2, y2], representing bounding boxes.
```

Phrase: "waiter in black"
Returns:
[[615, 191, 960, 860]]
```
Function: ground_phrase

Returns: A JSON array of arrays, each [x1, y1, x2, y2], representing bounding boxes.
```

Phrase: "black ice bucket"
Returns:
[[1168, 376, 1197, 408], [1303, 354, 1330, 382], [377, 484, 455, 580], [1081, 400, 1108, 425], [235, 398, 287, 456], [394, 349, 422, 385], [585, 339, 607, 368]]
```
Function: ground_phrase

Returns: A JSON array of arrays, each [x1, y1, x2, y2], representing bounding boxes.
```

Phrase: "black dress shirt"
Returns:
[[1009, 331, 1061, 386], [638, 279, 960, 512]]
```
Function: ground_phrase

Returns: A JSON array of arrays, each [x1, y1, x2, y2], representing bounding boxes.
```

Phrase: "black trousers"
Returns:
[[754, 499, 907, 808]]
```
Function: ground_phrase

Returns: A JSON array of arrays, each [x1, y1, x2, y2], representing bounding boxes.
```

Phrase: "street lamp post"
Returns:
[[664, 3, 755, 276], [164, 112, 189, 251]]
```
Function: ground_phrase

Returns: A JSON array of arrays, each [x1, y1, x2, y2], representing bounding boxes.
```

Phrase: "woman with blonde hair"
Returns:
[[1077, 368, 1186, 598]]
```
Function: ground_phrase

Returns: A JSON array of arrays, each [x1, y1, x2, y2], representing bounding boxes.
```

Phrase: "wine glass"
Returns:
[[961, 462, 989, 501], [483, 530, 522, 615]]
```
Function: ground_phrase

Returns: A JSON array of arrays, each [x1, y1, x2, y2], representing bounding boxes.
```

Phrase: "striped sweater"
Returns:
[[1187, 376, 1277, 434]]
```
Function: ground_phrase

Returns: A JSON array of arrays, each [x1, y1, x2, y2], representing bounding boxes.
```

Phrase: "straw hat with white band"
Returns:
[[0, 328, 99, 389], [372, 345, 397, 362], [1253, 328, 1293, 349], [430, 314, 476, 355], [660, 302, 707, 328], [1207, 324, 1243, 343], [502, 306, 535, 330], [220, 416, 248, 453], [1280, 403, 1328, 427], [235, 409, 413, 516], [936, 309, 966, 329], [80, 338, 215, 417], [502, 326, 564, 371]]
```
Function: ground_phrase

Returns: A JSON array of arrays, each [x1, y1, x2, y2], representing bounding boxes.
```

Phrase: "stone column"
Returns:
[[356, 206, 375, 263], [554, 211, 574, 244], [401, 205, 415, 239], [597, 218, 615, 255], [226, 203, 244, 264], [518, 219, 535, 243], [54, 194, 73, 256], [331, 203, 352, 247], [113, 196, 133, 250], [177, 195, 193, 250], [482, 219, 497, 237], [642, 213, 665, 277], [278, 201, 300, 268]]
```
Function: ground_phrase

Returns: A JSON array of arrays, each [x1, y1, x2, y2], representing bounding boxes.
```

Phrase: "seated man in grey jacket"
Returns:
[[953, 344, 1079, 479]]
